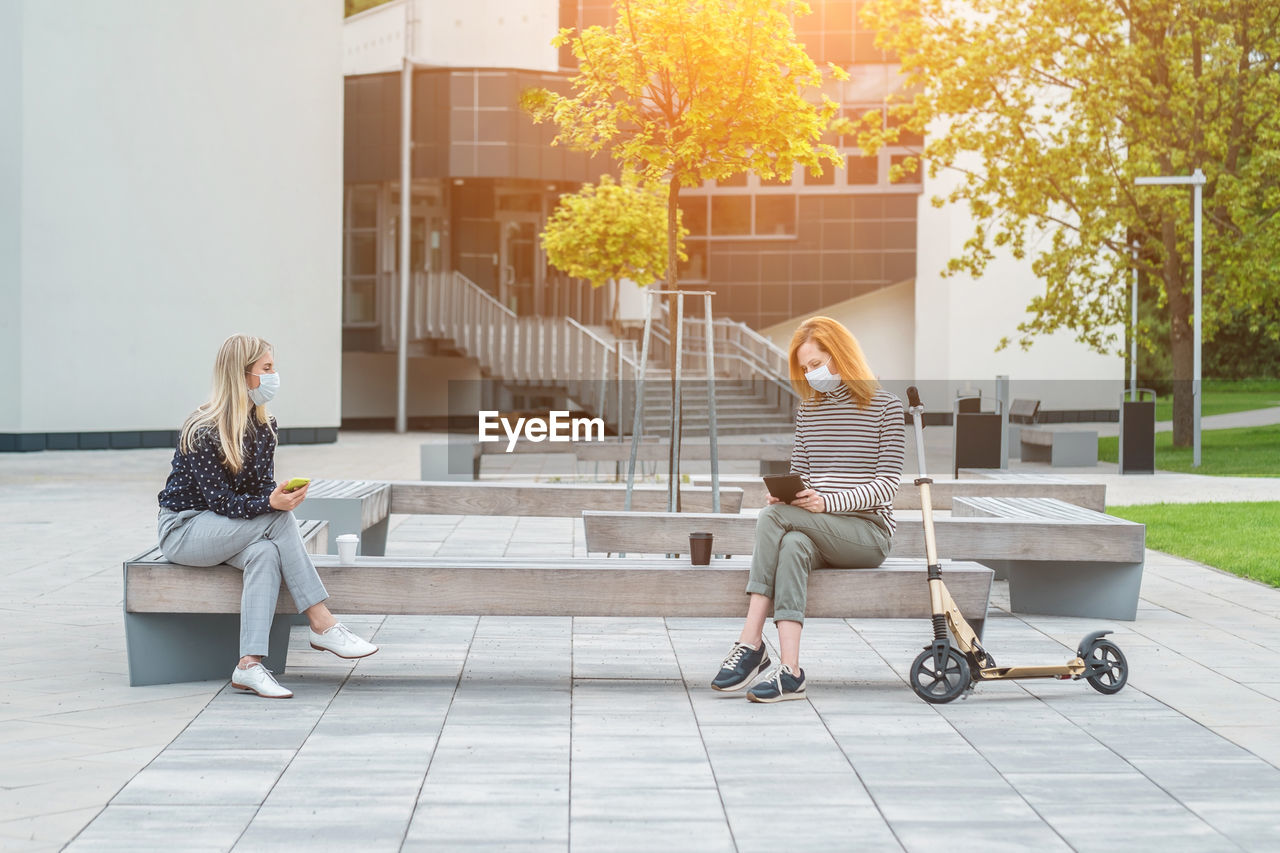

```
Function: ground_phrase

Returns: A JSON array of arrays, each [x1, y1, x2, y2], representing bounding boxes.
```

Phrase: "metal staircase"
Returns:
[[391, 271, 796, 436]]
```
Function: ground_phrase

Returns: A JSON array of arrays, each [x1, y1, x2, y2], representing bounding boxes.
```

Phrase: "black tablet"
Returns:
[[763, 474, 807, 504]]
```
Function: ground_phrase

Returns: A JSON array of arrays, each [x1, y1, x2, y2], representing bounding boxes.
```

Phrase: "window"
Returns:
[[755, 195, 797, 236], [711, 196, 751, 235], [804, 166, 836, 186], [717, 172, 748, 188], [847, 155, 878, 185], [679, 197, 708, 236], [680, 193, 798, 239], [854, 1, 891, 63], [343, 186, 379, 325]]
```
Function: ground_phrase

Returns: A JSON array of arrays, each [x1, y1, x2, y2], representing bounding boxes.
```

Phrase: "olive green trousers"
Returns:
[[746, 503, 891, 623]]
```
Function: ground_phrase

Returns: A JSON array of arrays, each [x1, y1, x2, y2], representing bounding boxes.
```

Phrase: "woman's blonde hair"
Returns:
[[179, 334, 276, 474], [788, 316, 879, 408]]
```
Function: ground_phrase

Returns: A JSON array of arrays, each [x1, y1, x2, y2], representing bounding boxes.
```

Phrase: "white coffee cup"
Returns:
[[336, 533, 359, 564]]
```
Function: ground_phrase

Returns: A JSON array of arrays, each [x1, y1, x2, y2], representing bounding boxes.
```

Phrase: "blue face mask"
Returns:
[[804, 362, 842, 394], [248, 372, 280, 405]]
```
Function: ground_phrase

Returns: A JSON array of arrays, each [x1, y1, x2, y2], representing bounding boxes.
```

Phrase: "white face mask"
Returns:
[[804, 362, 842, 394], [248, 371, 280, 405]]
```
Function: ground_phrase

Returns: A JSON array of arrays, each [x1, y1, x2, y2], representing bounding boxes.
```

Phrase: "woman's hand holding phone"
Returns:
[[269, 480, 308, 511]]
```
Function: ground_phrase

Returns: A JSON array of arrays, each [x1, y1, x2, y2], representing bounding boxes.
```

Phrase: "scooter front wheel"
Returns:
[[910, 647, 971, 704], [1083, 639, 1128, 695]]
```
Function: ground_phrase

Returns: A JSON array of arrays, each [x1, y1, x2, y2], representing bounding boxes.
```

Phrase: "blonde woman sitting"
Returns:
[[157, 334, 377, 699]]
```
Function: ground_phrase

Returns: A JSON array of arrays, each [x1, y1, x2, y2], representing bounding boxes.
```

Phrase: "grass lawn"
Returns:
[[1108, 502, 1280, 588], [1098, 424, 1280, 476], [1150, 379, 1280, 422]]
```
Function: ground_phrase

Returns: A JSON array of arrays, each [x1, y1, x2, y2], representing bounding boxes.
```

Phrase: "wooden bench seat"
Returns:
[[123, 519, 329, 686], [583, 499, 1144, 620], [125, 554, 993, 657], [689, 474, 1106, 511], [424, 436, 795, 479], [387, 481, 744, 516]]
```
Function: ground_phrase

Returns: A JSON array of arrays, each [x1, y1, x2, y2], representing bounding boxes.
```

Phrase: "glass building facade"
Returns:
[[342, 0, 922, 336]]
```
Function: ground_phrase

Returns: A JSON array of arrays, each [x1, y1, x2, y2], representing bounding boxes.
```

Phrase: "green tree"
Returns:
[[542, 174, 687, 334], [860, 0, 1280, 446], [523, 0, 848, 475]]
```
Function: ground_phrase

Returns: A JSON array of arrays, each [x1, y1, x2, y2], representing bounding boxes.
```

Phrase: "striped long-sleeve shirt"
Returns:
[[789, 385, 906, 534]]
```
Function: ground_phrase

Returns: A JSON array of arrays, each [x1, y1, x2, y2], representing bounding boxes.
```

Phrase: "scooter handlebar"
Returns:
[[907, 386, 922, 408]]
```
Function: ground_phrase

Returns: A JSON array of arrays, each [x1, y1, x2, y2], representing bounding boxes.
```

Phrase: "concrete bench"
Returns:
[[387, 480, 744, 516], [293, 479, 391, 555], [423, 436, 795, 479], [124, 554, 993, 669], [689, 474, 1106, 512], [123, 477, 752, 687], [1019, 426, 1098, 467], [583, 500, 1144, 619], [1006, 399, 1041, 459], [1009, 398, 1040, 424], [952, 496, 1145, 621], [123, 518, 329, 686]]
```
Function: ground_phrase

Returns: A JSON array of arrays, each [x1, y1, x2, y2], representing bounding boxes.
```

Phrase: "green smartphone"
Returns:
[[283, 477, 311, 492]]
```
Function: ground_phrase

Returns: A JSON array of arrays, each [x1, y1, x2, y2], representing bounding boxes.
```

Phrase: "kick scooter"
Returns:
[[904, 386, 1129, 704]]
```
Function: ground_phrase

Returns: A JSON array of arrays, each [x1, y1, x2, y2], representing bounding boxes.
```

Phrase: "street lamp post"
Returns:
[[1134, 168, 1206, 467]]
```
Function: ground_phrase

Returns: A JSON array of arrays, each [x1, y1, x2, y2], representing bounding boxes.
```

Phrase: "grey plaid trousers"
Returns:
[[157, 507, 329, 657]]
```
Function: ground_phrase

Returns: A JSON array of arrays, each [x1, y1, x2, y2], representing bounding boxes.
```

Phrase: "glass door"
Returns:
[[499, 214, 542, 315]]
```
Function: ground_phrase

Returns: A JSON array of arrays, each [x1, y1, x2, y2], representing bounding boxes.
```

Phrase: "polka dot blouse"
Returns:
[[157, 415, 278, 519]]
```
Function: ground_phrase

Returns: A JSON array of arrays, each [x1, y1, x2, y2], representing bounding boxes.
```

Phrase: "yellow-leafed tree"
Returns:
[[523, 0, 848, 465], [542, 175, 687, 335]]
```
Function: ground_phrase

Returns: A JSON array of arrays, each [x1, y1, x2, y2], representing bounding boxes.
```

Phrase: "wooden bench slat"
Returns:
[[125, 556, 992, 624], [582, 509, 1145, 563], [954, 496, 1129, 524], [572, 442, 793, 463], [692, 474, 1106, 511], [388, 482, 743, 517]]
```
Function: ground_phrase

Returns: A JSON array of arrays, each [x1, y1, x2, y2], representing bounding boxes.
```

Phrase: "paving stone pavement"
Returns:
[[2, 429, 1279, 852]]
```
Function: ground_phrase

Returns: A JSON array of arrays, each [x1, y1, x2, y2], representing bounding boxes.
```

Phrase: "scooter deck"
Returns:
[[977, 660, 1086, 680]]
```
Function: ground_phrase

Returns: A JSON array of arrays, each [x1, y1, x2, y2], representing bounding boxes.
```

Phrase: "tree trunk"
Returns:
[[609, 278, 620, 337], [1162, 215, 1194, 447], [667, 176, 682, 511]]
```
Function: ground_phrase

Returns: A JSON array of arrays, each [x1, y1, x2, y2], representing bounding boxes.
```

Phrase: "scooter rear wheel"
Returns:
[[910, 647, 971, 704], [1083, 639, 1128, 694]]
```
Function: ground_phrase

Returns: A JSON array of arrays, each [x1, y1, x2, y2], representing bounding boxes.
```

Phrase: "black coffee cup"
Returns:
[[689, 532, 713, 565]]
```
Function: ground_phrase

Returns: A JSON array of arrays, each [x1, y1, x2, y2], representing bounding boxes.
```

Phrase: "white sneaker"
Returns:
[[230, 663, 293, 699], [309, 623, 379, 659]]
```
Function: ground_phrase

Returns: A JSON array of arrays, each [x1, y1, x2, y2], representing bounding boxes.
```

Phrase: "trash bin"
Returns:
[[953, 396, 1004, 476], [1119, 389, 1156, 474]]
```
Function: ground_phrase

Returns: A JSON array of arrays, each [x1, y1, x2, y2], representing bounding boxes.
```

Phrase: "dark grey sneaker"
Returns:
[[711, 642, 772, 692], [746, 664, 807, 703]]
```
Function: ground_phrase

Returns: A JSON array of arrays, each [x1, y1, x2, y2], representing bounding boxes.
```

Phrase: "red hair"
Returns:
[[788, 316, 879, 408]]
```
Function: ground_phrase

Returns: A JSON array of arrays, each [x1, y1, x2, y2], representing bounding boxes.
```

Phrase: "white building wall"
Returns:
[[0, 0, 21, 432], [9, 0, 344, 435], [761, 279, 915, 384], [344, 0, 560, 76]]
